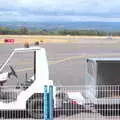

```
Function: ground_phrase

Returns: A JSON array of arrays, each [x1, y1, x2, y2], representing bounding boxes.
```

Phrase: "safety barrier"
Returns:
[[54, 85, 120, 120], [0, 85, 120, 120], [0, 86, 44, 119]]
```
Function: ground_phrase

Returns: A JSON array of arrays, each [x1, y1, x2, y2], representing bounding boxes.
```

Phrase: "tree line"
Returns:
[[0, 26, 119, 36]]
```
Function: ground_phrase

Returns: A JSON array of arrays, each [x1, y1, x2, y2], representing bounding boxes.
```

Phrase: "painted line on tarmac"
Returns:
[[16, 53, 120, 72], [16, 67, 33, 72], [49, 53, 120, 65], [49, 55, 85, 65], [16, 56, 84, 72]]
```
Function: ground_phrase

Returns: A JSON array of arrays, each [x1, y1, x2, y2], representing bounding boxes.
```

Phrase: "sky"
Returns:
[[0, 0, 120, 22]]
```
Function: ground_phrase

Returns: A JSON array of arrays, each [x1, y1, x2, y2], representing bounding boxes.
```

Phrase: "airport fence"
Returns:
[[0, 86, 44, 119], [54, 85, 120, 120], [0, 85, 120, 120]]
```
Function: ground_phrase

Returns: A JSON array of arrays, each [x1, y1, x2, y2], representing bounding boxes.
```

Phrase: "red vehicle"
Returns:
[[4, 39, 15, 44]]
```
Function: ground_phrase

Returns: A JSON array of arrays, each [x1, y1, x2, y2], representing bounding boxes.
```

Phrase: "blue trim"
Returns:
[[49, 86, 53, 120], [44, 85, 49, 120]]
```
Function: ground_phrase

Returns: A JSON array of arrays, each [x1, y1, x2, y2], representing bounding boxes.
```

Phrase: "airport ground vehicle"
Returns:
[[0, 46, 80, 119], [64, 58, 120, 116], [4, 39, 15, 44], [0, 47, 54, 119], [85, 58, 120, 116]]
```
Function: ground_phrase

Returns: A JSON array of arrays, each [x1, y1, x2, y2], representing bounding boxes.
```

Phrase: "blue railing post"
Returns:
[[49, 85, 53, 120], [44, 85, 48, 120]]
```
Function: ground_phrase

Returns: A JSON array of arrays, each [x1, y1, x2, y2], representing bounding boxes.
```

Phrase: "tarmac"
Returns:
[[1, 40, 120, 86]]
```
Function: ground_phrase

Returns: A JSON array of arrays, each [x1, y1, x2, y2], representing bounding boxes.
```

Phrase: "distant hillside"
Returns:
[[0, 21, 120, 31]]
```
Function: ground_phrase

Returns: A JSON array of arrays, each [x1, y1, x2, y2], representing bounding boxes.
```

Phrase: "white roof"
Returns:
[[15, 46, 41, 52], [88, 57, 120, 62]]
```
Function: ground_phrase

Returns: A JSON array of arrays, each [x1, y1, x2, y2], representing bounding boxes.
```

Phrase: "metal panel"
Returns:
[[97, 61, 120, 85]]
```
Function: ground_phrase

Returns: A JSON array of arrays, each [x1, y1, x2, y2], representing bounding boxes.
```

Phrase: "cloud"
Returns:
[[0, 0, 120, 21]]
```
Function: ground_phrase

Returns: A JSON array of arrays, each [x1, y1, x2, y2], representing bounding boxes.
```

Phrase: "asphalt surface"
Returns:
[[1, 39, 120, 119], [1, 40, 120, 86]]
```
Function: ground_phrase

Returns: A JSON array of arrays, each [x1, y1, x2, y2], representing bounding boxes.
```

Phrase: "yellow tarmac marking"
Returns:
[[49, 55, 85, 65], [16, 53, 120, 72], [16, 67, 33, 72], [16, 56, 83, 72], [49, 53, 120, 65]]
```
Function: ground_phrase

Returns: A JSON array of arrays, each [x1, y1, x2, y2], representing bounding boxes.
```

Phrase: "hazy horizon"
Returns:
[[0, 21, 120, 31]]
